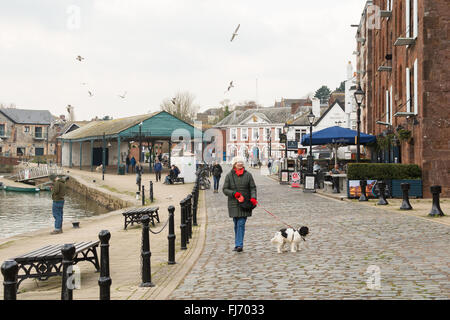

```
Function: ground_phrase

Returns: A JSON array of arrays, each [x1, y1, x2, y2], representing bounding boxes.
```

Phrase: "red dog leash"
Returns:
[[256, 203, 294, 229]]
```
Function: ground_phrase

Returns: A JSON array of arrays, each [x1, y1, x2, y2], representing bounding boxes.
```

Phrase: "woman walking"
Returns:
[[212, 161, 223, 193], [222, 156, 257, 252]]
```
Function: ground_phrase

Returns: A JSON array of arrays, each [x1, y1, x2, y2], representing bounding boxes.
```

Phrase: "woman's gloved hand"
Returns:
[[250, 198, 258, 206], [234, 192, 242, 199]]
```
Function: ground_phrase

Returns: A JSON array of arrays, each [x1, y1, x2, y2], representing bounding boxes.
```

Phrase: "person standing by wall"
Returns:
[[136, 161, 143, 187], [154, 158, 162, 182], [125, 155, 130, 174], [50, 174, 66, 234], [222, 156, 257, 252], [212, 161, 223, 193]]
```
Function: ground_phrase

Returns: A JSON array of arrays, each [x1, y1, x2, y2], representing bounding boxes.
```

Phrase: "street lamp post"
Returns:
[[102, 132, 106, 181], [283, 123, 289, 159], [139, 122, 143, 163], [307, 111, 315, 173], [354, 84, 365, 162], [267, 131, 272, 158]]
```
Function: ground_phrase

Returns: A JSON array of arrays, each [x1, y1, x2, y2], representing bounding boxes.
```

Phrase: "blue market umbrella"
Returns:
[[301, 126, 376, 164], [301, 126, 376, 146]]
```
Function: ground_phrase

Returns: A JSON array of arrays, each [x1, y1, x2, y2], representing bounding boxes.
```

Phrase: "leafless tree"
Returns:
[[160, 91, 200, 123]]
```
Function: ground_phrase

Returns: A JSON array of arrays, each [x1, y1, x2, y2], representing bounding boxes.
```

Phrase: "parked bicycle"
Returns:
[[197, 166, 211, 190]]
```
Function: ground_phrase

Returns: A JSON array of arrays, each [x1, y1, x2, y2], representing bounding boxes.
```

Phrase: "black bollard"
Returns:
[[98, 230, 112, 300], [1, 260, 18, 300], [192, 186, 198, 226], [180, 199, 187, 250], [150, 181, 154, 203], [167, 206, 176, 265], [400, 183, 413, 210], [140, 215, 155, 287], [377, 181, 389, 205], [142, 185, 145, 206], [61, 244, 76, 300], [429, 185, 445, 217], [186, 194, 192, 239], [359, 180, 368, 201]]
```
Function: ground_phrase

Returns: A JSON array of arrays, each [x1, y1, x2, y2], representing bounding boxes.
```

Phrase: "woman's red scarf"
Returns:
[[234, 168, 244, 176]]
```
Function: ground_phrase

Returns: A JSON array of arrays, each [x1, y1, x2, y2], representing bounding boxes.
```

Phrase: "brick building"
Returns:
[[355, 0, 450, 197], [0, 108, 56, 157]]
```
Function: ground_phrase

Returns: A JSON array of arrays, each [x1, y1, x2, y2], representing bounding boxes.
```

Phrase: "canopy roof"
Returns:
[[60, 111, 202, 142], [301, 126, 376, 146]]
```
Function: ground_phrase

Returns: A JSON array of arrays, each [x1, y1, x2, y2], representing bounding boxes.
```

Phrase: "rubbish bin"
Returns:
[[118, 164, 125, 175]]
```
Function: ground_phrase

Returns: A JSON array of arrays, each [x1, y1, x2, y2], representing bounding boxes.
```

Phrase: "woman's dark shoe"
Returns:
[[236, 247, 243, 252], [233, 247, 237, 251]]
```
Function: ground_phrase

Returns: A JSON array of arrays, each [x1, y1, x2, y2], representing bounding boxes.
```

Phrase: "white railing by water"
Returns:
[[15, 165, 66, 182]]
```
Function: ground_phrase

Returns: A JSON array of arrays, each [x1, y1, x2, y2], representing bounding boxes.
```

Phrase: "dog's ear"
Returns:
[[280, 228, 287, 238], [299, 226, 309, 237]]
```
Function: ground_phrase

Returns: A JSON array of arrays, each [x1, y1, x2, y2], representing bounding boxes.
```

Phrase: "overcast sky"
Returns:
[[0, 0, 365, 121]]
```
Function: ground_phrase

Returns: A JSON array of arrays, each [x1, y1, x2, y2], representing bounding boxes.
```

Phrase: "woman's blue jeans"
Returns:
[[52, 200, 65, 230], [213, 176, 220, 190], [233, 217, 247, 248]]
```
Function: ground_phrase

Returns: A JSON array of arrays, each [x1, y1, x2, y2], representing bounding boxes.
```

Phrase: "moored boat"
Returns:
[[2, 185, 40, 192]]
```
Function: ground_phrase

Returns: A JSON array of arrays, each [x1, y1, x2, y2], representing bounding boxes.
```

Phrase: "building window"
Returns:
[[24, 126, 30, 133], [35, 147, 44, 156], [275, 128, 282, 141], [406, 0, 418, 38], [0, 124, 5, 137], [0, 146, 2, 154], [35, 127, 43, 138], [17, 147, 25, 156], [413, 59, 418, 115], [230, 128, 237, 141], [386, 90, 390, 124], [300, 129, 307, 144], [295, 129, 301, 142], [264, 128, 270, 141], [252, 128, 260, 141], [241, 128, 248, 141]]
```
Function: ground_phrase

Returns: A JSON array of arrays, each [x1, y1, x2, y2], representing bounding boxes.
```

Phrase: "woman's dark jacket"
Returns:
[[222, 169, 257, 218], [212, 164, 223, 177]]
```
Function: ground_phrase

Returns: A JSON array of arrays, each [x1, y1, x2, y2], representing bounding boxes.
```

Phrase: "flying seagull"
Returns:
[[230, 24, 240, 42], [118, 91, 127, 99], [225, 81, 234, 93], [76, 55, 84, 62], [88, 91, 93, 97], [171, 98, 176, 105], [81, 82, 87, 85]]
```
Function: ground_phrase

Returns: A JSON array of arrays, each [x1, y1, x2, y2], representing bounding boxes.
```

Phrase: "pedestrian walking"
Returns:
[[154, 158, 162, 182], [49, 174, 66, 234], [130, 156, 136, 173], [125, 156, 130, 174], [212, 161, 223, 193], [222, 156, 257, 252]]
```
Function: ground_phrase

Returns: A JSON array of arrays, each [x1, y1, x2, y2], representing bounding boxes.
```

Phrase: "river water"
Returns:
[[0, 186, 110, 239]]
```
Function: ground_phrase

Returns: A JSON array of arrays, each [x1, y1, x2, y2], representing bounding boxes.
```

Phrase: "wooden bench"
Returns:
[[122, 206, 160, 229], [11, 241, 100, 290], [172, 177, 184, 184]]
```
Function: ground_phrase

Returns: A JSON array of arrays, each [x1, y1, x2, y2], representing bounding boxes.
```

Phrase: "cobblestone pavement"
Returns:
[[169, 166, 450, 300]]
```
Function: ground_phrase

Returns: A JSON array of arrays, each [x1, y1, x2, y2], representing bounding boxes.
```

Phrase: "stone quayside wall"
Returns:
[[66, 176, 133, 212]]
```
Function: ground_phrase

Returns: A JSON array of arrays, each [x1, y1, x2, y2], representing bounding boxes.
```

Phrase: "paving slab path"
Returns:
[[169, 166, 450, 300]]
